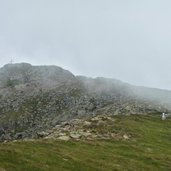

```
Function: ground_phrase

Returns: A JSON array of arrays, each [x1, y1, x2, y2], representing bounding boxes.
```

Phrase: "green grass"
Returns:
[[0, 114, 171, 171]]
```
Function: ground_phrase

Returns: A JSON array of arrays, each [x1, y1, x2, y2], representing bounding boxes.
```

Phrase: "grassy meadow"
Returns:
[[0, 114, 171, 171]]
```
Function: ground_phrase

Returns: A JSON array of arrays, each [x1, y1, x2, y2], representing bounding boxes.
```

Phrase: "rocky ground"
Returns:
[[35, 114, 131, 141], [5, 114, 130, 143]]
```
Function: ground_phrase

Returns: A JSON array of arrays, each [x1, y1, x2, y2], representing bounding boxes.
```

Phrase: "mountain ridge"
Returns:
[[0, 63, 170, 141]]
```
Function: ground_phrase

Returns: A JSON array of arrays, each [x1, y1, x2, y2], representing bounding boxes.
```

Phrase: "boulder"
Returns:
[[70, 133, 81, 139], [123, 134, 129, 140], [37, 131, 49, 138], [83, 121, 91, 126], [58, 136, 70, 141], [14, 132, 25, 139]]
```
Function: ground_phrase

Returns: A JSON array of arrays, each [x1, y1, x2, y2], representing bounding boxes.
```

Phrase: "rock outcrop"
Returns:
[[41, 115, 131, 141]]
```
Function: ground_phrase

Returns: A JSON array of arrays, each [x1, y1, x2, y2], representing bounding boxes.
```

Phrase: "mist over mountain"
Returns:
[[0, 63, 170, 141]]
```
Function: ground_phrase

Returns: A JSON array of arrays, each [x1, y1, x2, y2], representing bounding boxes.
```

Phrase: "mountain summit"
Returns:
[[0, 63, 76, 89]]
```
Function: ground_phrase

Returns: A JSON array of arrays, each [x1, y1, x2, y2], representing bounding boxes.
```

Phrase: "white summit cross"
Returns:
[[9, 59, 14, 64]]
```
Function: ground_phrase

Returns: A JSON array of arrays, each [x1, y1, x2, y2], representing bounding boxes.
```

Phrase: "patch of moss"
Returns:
[[5, 79, 21, 87]]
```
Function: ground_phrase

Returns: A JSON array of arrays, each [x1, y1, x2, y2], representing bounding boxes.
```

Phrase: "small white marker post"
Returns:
[[161, 113, 167, 120]]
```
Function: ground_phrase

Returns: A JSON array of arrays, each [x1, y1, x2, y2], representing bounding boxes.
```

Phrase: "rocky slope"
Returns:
[[0, 63, 170, 141]]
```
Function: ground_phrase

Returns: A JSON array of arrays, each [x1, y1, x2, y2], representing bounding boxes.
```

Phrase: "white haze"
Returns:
[[0, 0, 171, 90]]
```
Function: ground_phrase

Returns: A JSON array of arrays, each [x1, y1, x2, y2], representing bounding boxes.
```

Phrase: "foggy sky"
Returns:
[[0, 0, 171, 90]]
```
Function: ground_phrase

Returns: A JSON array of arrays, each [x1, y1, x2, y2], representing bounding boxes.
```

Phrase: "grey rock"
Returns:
[[57, 136, 70, 141], [14, 132, 25, 139], [37, 131, 50, 138], [0, 127, 5, 135], [70, 133, 81, 139]]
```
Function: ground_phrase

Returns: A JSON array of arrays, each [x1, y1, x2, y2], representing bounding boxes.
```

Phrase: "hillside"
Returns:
[[0, 63, 170, 141]]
